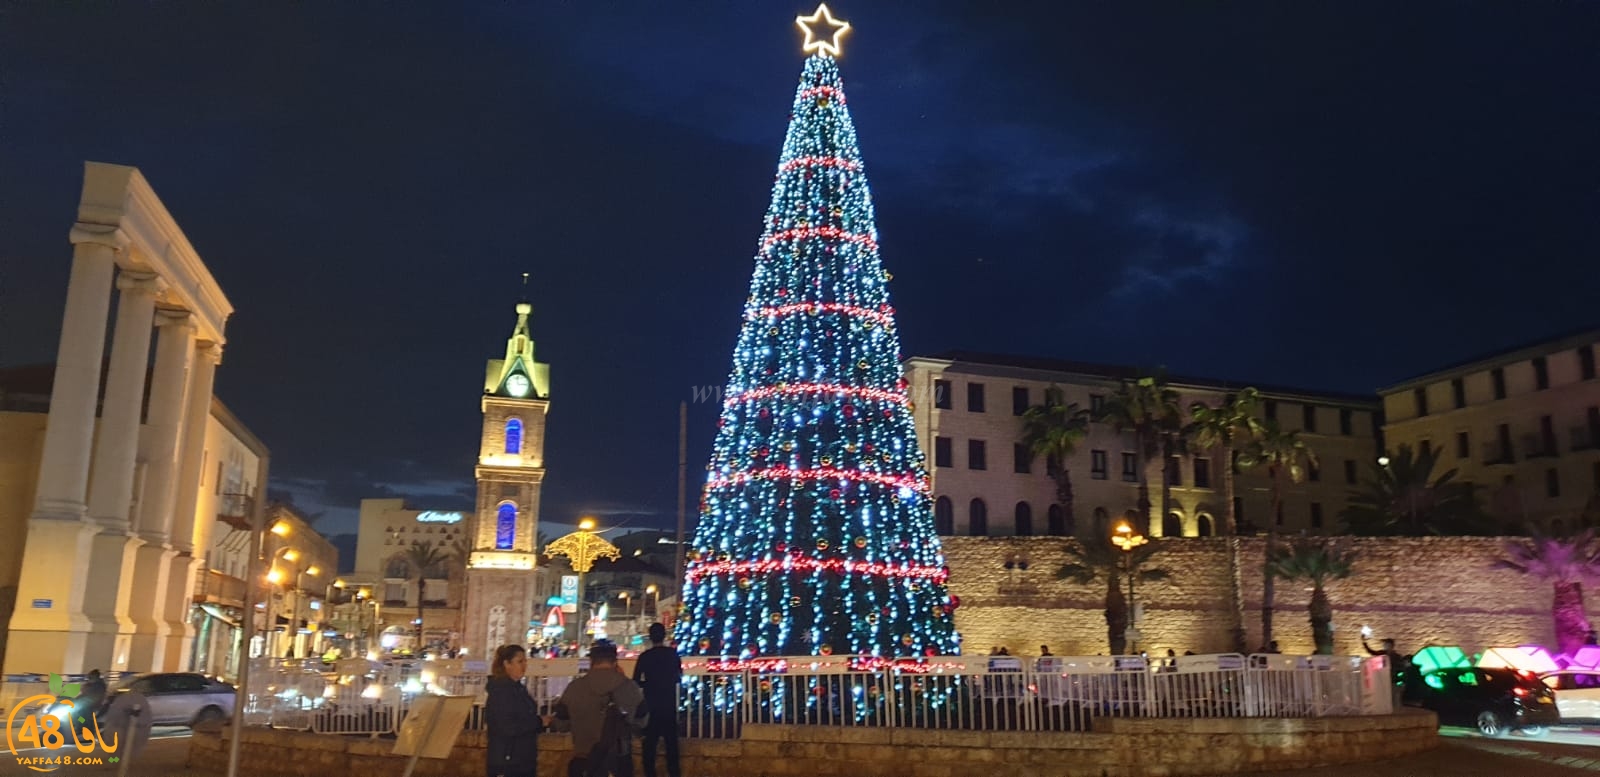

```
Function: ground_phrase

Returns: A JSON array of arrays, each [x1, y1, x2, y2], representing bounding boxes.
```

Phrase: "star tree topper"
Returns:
[[796, 3, 851, 57]]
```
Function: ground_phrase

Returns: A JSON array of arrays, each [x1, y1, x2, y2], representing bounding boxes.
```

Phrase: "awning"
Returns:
[[199, 603, 241, 628]]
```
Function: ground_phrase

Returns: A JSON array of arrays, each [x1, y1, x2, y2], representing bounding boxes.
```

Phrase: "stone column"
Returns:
[[87, 271, 165, 528], [80, 271, 167, 671], [170, 342, 221, 555], [30, 226, 127, 521], [5, 227, 127, 675], [161, 341, 220, 667], [126, 309, 194, 670], [136, 309, 196, 543]]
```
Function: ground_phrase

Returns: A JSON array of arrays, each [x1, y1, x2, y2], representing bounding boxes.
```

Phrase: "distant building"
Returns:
[[903, 352, 1383, 538], [1380, 327, 1600, 533], [339, 498, 467, 655], [247, 502, 337, 661]]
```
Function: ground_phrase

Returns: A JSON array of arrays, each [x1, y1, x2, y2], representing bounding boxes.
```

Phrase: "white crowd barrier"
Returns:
[[238, 652, 1391, 738]]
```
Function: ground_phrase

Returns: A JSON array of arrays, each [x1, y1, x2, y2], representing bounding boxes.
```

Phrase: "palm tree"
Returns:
[[1267, 537, 1358, 654], [1021, 386, 1091, 535], [1187, 389, 1266, 652], [1099, 374, 1181, 534], [1187, 388, 1266, 537], [1057, 532, 1170, 655], [1238, 419, 1317, 649], [403, 543, 447, 653], [1495, 529, 1600, 657], [1340, 444, 1494, 536]]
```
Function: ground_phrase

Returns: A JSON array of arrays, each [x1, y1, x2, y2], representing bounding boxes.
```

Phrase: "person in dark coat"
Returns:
[[632, 624, 682, 777], [485, 644, 552, 777]]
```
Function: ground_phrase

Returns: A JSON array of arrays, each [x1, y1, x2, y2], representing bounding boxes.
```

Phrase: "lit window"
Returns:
[[495, 502, 517, 550], [505, 418, 523, 454]]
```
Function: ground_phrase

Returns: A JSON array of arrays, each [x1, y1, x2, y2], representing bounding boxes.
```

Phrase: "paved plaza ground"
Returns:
[[46, 730, 1600, 777]]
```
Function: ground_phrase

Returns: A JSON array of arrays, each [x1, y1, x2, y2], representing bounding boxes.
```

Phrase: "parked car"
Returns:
[[1539, 669, 1600, 721], [107, 673, 236, 728], [1410, 667, 1557, 737]]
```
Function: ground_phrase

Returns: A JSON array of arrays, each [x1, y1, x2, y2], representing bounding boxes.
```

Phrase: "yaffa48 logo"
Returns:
[[4, 674, 120, 772]]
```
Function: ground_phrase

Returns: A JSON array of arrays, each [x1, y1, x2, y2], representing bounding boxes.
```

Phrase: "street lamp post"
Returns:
[[265, 545, 300, 658], [618, 591, 633, 644], [545, 517, 621, 647], [229, 517, 292, 777], [645, 584, 659, 621], [1111, 521, 1149, 654]]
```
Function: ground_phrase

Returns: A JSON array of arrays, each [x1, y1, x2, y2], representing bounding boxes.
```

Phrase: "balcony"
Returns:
[[1573, 426, 1600, 452], [217, 492, 254, 532], [194, 569, 246, 608]]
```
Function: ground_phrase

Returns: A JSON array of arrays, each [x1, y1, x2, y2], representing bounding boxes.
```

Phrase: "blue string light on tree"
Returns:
[[677, 4, 962, 670]]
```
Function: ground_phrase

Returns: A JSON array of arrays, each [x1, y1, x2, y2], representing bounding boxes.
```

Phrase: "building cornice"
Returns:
[[906, 351, 1378, 407], [1379, 326, 1600, 395], [75, 162, 233, 345]]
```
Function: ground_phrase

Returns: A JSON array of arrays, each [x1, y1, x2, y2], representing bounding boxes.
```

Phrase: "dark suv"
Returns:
[[1409, 667, 1557, 737]]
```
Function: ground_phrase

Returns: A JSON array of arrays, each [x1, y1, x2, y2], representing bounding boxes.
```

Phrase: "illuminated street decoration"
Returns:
[[795, 4, 850, 56], [1412, 645, 1472, 674], [1476, 645, 1558, 674]]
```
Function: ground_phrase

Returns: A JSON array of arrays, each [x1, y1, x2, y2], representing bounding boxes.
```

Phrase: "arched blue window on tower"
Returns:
[[504, 418, 523, 455], [495, 502, 517, 550]]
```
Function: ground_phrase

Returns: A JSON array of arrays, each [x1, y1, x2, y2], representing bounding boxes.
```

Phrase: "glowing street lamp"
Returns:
[[1111, 521, 1148, 653], [645, 584, 660, 618]]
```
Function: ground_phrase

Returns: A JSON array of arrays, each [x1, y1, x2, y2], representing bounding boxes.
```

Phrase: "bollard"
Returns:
[[116, 703, 142, 777]]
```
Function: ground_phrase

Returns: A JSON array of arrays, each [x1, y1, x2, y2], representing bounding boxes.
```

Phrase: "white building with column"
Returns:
[[0, 162, 244, 676]]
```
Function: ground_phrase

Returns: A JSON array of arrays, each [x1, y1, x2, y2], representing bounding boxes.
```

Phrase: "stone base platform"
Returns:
[[189, 710, 1438, 777]]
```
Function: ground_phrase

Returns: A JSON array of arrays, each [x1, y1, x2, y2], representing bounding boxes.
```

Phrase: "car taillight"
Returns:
[[1513, 687, 1530, 697]]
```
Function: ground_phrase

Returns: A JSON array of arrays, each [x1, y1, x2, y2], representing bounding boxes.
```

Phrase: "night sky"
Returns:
[[3, 2, 1597, 539]]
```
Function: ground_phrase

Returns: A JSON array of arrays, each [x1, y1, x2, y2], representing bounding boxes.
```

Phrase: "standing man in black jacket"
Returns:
[[632, 623, 682, 777]]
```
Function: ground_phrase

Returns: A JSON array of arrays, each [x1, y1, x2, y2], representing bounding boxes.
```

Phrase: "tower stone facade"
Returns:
[[461, 299, 550, 660]]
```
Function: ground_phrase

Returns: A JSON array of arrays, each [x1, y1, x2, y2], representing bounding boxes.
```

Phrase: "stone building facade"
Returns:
[[1, 163, 257, 676], [904, 352, 1383, 540], [340, 497, 466, 653], [1380, 327, 1600, 533], [943, 536, 1568, 658]]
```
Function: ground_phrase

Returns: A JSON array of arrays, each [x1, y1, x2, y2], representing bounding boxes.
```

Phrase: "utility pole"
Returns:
[[226, 499, 265, 777]]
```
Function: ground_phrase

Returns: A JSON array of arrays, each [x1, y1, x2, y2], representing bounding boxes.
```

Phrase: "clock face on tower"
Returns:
[[505, 373, 531, 398]]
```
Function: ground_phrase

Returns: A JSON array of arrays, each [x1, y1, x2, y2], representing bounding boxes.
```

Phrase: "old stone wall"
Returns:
[[189, 711, 1438, 777], [943, 536, 1571, 658]]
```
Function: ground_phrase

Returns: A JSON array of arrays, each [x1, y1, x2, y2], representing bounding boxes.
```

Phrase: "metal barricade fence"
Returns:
[[237, 652, 1389, 738]]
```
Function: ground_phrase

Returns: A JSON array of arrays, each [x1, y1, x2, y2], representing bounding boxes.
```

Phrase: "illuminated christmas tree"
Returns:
[[678, 5, 961, 660]]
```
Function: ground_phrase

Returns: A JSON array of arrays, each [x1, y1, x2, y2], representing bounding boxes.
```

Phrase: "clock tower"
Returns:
[[461, 295, 551, 660]]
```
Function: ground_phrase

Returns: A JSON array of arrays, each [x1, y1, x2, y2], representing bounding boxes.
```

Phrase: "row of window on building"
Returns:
[[1411, 345, 1597, 418], [1414, 408, 1600, 466], [930, 496, 1330, 537], [933, 381, 1367, 436], [934, 436, 1370, 490]]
